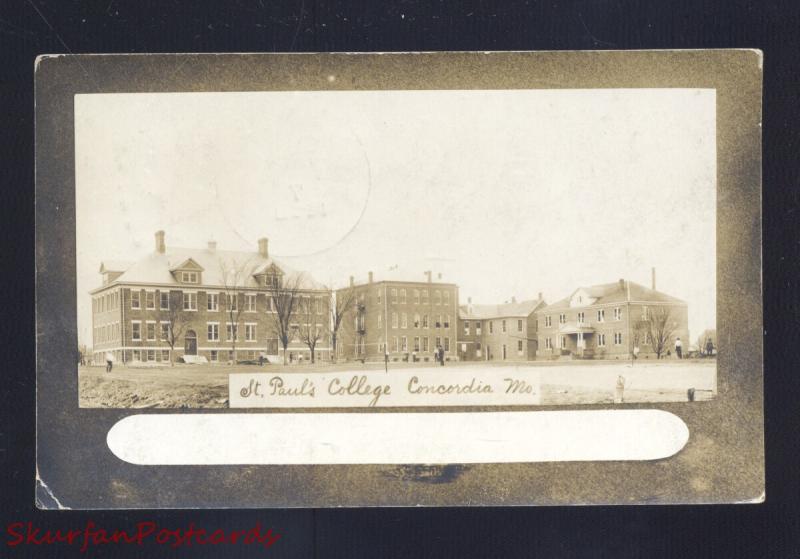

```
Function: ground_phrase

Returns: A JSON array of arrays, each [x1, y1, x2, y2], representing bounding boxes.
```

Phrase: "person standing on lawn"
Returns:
[[105, 351, 114, 373], [615, 375, 625, 403], [675, 337, 683, 359], [705, 338, 714, 356]]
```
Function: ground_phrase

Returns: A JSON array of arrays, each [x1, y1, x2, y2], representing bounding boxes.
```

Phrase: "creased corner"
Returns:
[[35, 468, 71, 510], [735, 490, 765, 505]]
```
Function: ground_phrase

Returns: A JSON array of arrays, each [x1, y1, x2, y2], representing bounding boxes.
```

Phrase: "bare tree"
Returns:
[[329, 286, 357, 363], [220, 259, 258, 364], [635, 306, 677, 359], [162, 290, 191, 366], [265, 272, 305, 365], [298, 293, 328, 364]]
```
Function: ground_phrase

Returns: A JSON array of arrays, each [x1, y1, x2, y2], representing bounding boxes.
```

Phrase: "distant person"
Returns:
[[633, 345, 640, 360], [105, 351, 114, 373], [675, 337, 683, 359], [705, 338, 714, 357], [437, 345, 444, 366], [259, 352, 265, 367], [615, 375, 625, 403]]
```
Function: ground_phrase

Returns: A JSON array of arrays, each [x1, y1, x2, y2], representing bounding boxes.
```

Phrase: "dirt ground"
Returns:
[[78, 359, 716, 408]]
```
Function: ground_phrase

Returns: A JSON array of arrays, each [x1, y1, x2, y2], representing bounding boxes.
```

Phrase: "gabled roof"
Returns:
[[459, 298, 545, 320], [251, 261, 283, 276], [169, 258, 205, 272], [96, 247, 325, 291], [537, 280, 685, 313]]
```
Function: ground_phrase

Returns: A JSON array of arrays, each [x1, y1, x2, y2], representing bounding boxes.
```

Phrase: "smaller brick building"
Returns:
[[535, 276, 689, 360], [457, 296, 546, 361]]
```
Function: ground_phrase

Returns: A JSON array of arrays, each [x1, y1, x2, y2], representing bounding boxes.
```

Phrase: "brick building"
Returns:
[[535, 274, 689, 360], [457, 296, 546, 361], [90, 231, 330, 365], [335, 271, 459, 363]]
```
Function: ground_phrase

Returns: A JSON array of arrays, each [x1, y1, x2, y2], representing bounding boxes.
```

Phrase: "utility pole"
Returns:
[[627, 279, 633, 366]]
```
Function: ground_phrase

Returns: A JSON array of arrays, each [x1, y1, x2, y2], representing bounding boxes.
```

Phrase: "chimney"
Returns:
[[619, 278, 625, 291], [425, 271, 432, 283], [467, 297, 472, 304], [511, 296, 517, 303], [437, 272, 442, 280], [349, 275, 355, 287], [258, 238, 269, 259], [155, 230, 165, 254], [538, 291, 543, 300], [207, 241, 217, 253], [368, 271, 373, 283], [651, 267, 656, 290]]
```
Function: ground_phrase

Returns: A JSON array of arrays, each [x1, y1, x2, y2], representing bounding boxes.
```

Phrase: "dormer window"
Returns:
[[265, 274, 280, 289], [170, 258, 204, 285]]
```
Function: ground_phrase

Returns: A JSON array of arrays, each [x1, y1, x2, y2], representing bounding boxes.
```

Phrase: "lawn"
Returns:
[[79, 358, 716, 408]]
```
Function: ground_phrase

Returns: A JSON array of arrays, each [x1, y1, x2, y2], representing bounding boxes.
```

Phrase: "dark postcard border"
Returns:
[[35, 51, 763, 508]]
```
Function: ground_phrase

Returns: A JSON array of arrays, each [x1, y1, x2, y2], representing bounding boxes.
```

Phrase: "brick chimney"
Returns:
[[538, 291, 543, 300], [651, 267, 656, 290], [437, 272, 442, 280], [349, 275, 355, 287], [511, 296, 517, 303], [619, 278, 625, 291], [368, 271, 373, 283], [155, 230, 165, 254], [207, 241, 217, 253], [258, 238, 269, 259], [425, 271, 432, 283]]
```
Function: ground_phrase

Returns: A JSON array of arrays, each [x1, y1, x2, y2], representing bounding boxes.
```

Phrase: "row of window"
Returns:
[[542, 332, 626, 349], [379, 313, 452, 330], [489, 319, 523, 335], [541, 307, 660, 328], [375, 288, 453, 306], [543, 307, 625, 327], [379, 336, 452, 354], [125, 290, 325, 314], [92, 291, 120, 314], [93, 322, 120, 344], [129, 320, 326, 343]]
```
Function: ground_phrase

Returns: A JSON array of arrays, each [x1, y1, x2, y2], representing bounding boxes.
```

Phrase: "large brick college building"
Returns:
[[90, 231, 330, 365], [335, 271, 459, 363], [535, 273, 689, 360]]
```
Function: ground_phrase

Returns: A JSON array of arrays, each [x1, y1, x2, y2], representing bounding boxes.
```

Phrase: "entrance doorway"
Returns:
[[184, 330, 197, 355]]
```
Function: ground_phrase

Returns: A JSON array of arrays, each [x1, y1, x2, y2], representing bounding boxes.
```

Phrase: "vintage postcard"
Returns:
[[35, 51, 763, 508]]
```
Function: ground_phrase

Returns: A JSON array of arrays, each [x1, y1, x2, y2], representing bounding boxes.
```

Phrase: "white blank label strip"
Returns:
[[107, 410, 689, 465]]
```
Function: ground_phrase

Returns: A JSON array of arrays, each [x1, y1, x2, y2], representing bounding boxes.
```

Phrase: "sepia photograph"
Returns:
[[35, 51, 762, 507], [76, 88, 717, 409]]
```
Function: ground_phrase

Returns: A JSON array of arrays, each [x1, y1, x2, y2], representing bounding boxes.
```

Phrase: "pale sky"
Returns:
[[75, 89, 716, 347]]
